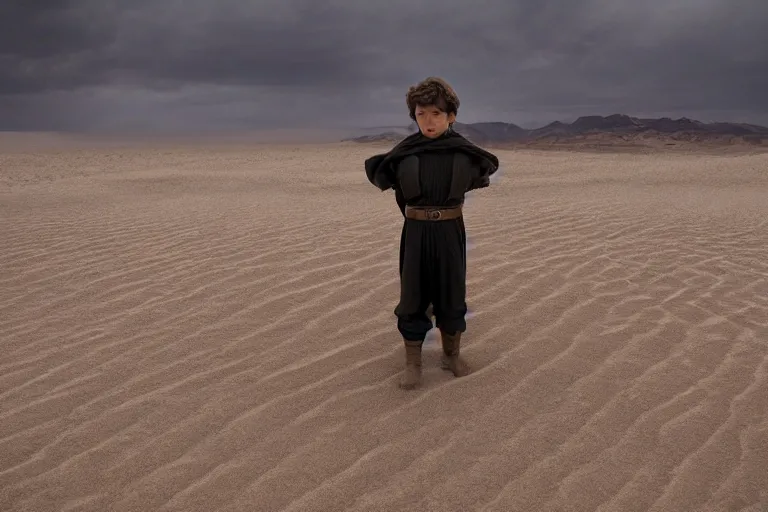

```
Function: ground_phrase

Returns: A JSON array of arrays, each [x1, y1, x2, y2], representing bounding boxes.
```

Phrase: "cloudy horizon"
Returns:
[[2, 1, 767, 133]]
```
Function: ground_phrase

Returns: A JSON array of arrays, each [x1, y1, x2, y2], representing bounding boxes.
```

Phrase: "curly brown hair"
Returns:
[[405, 77, 460, 122]]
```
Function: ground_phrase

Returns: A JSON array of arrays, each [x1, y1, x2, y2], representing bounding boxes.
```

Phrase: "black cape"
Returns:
[[364, 130, 500, 199]]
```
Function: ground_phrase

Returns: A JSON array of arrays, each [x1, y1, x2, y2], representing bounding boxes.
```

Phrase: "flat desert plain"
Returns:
[[1, 134, 767, 512]]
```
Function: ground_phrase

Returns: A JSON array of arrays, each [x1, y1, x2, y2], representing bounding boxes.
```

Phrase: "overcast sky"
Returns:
[[2, 0, 767, 132]]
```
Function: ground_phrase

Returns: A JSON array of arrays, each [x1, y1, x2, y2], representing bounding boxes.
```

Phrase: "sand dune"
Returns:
[[1, 135, 767, 511]]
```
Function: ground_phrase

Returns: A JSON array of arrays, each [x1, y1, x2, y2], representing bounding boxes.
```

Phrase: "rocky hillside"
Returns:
[[347, 114, 768, 148]]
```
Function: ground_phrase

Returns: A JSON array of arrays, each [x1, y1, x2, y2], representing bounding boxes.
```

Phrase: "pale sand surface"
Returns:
[[1, 135, 767, 511]]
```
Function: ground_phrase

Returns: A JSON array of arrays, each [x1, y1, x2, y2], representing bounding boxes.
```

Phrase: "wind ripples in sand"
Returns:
[[1, 141, 767, 511]]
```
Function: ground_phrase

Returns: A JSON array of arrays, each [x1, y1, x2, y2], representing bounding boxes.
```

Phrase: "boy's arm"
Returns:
[[366, 154, 406, 216], [467, 158, 497, 192], [365, 154, 396, 191]]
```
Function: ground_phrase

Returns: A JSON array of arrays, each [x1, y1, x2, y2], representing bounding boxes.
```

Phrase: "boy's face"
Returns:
[[414, 104, 456, 138]]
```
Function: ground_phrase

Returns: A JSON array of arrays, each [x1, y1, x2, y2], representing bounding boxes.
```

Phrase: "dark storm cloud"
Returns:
[[1, 0, 767, 131]]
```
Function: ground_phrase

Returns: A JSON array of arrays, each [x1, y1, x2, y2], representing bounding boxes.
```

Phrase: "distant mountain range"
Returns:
[[346, 114, 768, 149]]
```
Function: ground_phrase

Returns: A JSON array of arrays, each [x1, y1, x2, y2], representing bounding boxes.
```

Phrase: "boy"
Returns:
[[365, 77, 500, 390]]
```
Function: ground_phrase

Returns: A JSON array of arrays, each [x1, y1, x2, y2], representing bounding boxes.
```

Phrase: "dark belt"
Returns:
[[404, 205, 463, 221]]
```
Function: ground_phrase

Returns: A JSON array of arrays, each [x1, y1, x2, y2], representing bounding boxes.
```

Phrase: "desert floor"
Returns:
[[1, 135, 767, 512]]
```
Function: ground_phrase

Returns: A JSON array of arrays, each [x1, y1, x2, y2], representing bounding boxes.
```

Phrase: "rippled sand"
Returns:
[[1, 135, 767, 511]]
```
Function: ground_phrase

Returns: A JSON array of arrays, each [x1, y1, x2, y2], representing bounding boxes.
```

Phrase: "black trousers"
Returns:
[[395, 217, 468, 342]]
